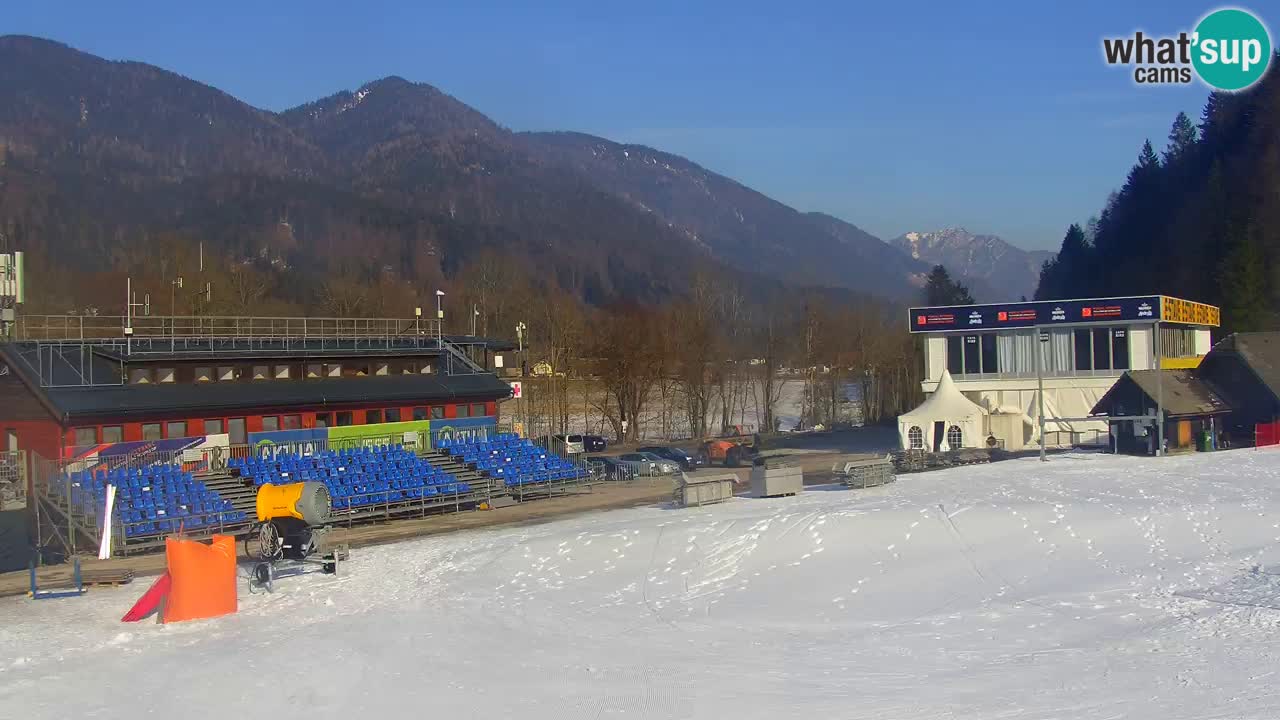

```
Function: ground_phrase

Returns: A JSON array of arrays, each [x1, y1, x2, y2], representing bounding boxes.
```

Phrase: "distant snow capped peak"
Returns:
[[891, 228, 1055, 302]]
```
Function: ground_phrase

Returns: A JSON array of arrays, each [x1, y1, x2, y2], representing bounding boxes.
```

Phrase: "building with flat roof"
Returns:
[[903, 295, 1220, 451], [0, 315, 517, 462]]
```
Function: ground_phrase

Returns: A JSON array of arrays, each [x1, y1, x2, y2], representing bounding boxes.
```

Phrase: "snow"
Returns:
[[8, 450, 1280, 718]]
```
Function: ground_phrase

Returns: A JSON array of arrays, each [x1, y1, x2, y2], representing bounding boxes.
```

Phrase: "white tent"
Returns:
[[898, 371, 988, 451]]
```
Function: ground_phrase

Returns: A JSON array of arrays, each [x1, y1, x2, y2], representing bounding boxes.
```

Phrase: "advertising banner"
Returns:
[[429, 416, 497, 448], [1160, 296, 1221, 327], [910, 296, 1163, 332], [326, 420, 433, 450], [249, 428, 327, 458]]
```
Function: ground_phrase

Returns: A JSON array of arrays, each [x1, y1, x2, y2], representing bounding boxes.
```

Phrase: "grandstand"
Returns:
[[0, 314, 593, 559]]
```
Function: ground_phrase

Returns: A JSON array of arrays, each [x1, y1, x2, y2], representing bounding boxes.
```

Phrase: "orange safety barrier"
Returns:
[[162, 535, 237, 623]]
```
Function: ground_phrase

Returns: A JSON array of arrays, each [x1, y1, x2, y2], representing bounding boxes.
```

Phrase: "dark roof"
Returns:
[[1092, 369, 1232, 418], [0, 342, 514, 421], [1204, 332, 1280, 403]]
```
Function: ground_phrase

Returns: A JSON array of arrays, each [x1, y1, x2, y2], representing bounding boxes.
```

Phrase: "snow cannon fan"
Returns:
[[250, 482, 332, 562]]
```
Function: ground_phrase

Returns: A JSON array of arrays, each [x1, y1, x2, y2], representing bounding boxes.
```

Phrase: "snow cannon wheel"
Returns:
[[245, 521, 284, 562]]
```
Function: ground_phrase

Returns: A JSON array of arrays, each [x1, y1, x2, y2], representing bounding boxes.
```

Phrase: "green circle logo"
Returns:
[[1193, 9, 1272, 91]]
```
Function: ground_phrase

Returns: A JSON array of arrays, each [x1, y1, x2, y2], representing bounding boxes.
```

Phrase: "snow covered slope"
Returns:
[[7, 450, 1280, 718]]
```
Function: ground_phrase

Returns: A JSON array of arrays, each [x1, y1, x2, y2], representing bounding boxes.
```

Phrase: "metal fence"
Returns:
[[0, 450, 26, 510]]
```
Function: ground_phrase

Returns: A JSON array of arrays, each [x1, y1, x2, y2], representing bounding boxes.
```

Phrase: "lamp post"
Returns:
[[435, 290, 445, 343], [472, 304, 479, 336], [516, 321, 528, 436]]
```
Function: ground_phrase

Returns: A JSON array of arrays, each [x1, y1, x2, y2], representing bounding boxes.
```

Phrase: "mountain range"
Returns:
[[891, 228, 1054, 302], [0, 35, 1047, 311]]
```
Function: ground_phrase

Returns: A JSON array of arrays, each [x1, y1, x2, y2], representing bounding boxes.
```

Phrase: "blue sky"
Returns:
[[7, 1, 1245, 250]]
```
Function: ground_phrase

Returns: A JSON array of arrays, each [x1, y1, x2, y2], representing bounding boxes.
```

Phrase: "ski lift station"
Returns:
[[900, 295, 1220, 452]]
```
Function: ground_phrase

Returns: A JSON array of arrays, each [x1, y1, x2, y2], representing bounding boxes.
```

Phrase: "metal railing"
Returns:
[[38, 429, 598, 556], [16, 315, 444, 342], [11, 314, 492, 383]]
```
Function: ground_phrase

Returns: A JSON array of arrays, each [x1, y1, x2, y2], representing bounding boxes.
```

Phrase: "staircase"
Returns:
[[197, 471, 259, 517], [421, 451, 496, 499]]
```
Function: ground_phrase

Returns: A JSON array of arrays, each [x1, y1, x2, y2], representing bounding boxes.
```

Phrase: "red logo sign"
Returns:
[[1081, 308, 1092, 318], [997, 311, 1008, 321], [917, 315, 927, 325]]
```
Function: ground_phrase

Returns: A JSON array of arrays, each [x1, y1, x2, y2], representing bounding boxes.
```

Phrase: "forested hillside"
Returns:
[[1037, 53, 1280, 334]]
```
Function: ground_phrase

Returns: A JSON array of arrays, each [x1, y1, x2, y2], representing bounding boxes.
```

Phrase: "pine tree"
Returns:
[[1163, 112, 1198, 165], [1218, 227, 1269, 332], [924, 265, 975, 305]]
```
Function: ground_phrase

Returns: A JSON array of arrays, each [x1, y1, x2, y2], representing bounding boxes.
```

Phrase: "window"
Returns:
[[336, 412, 353, 426], [908, 426, 924, 450], [946, 425, 963, 449], [1160, 327, 1195, 358], [194, 367, 213, 383], [204, 419, 224, 435], [413, 407, 427, 421], [365, 409, 383, 424], [74, 427, 97, 447], [961, 335, 980, 374], [385, 408, 402, 423], [156, 368, 176, 383], [456, 404, 470, 418], [218, 366, 236, 382], [282, 415, 302, 430], [142, 423, 162, 441], [315, 413, 331, 429], [375, 362, 390, 376], [946, 336, 964, 374], [228, 418, 247, 445], [252, 365, 269, 381], [420, 363, 433, 375], [306, 364, 323, 379], [470, 403, 485, 417], [274, 365, 291, 380], [1091, 328, 1112, 371], [102, 426, 123, 444], [980, 335, 997, 375], [129, 369, 152, 384], [1073, 329, 1092, 371], [262, 416, 279, 432], [1112, 329, 1130, 370], [166, 421, 187, 439], [326, 364, 342, 378], [431, 406, 445, 420]]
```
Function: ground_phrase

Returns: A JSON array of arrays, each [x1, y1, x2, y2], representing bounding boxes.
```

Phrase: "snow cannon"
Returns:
[[251, 482, 332, 563], [256, 481, 331, 527]]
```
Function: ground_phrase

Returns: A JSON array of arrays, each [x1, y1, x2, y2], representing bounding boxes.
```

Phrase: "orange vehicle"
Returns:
[[699, 438, 755, 468]]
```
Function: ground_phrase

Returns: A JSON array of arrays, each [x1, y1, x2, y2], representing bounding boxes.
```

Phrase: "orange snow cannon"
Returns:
[[255, 481, 331, 525]]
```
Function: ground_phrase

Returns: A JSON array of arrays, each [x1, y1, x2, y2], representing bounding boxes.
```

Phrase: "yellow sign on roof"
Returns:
[[1161, 296, 1220, 327]]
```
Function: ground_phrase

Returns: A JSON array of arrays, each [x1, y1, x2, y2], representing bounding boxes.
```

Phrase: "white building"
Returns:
[[903, 295, 1219, 450]]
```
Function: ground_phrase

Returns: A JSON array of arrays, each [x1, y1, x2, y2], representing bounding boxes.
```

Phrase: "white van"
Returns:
[[552, 434, 585, 455]]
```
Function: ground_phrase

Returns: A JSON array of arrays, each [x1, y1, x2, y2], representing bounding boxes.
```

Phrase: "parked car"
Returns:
[[617, 452, 680, 476], [637, 445, 701, 471], [551, 434, 585, 455], [585, 455, 633, 481], [632, 452, 681, 475], [582, 435, 608, 453]]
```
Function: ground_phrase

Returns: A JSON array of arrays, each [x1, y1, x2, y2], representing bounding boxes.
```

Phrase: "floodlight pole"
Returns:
[[1155, 319, 1164, 457], [1037, 326, 1047, 462]]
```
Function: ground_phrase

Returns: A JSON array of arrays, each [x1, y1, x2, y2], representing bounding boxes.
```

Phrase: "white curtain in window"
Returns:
[[1048, 330, 1073, 373], [998, 331, 1038, 374]]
